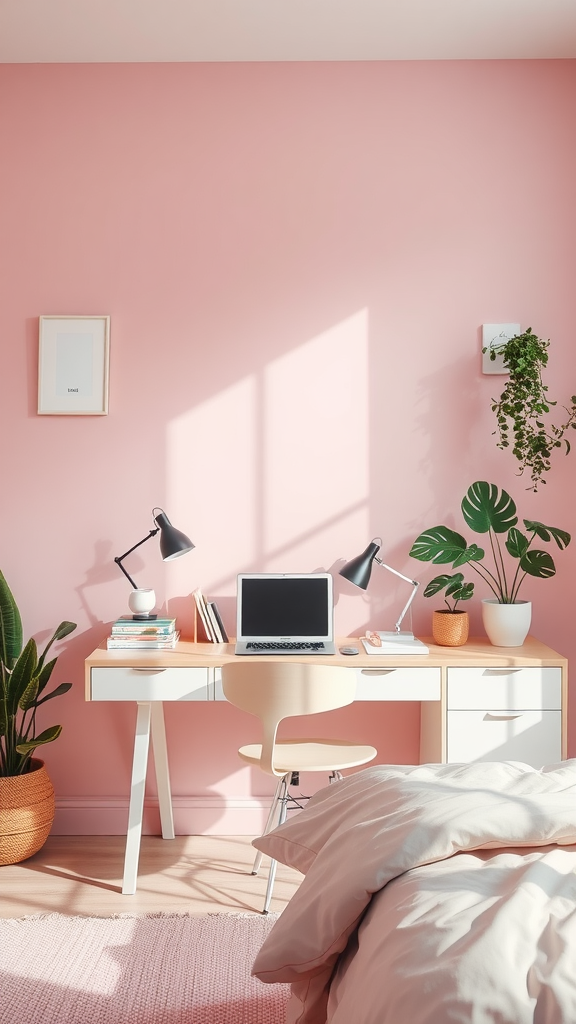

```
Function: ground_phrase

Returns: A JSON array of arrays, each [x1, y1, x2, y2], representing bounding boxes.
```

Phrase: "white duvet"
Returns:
[[251, 761, 576, 1024]]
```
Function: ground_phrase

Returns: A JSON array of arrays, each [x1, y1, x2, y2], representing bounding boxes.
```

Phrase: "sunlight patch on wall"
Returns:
[[263, 309, 369, 569], [165, 310, 370, 604], [166, 376, 257, 594]]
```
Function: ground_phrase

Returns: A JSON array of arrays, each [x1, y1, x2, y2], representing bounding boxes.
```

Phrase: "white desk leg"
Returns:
[[150, 701, 175, 840], [122, 701, 152, 895]]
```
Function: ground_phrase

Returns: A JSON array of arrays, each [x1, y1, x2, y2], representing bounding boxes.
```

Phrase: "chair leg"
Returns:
[[251, 774, 287, 876], [263, 776, 289, 915]]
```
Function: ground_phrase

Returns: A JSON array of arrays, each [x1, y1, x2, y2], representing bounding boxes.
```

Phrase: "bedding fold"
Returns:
[[252, 761, 576, 1023]]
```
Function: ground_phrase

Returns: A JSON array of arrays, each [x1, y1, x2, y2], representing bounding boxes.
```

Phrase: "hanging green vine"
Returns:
[[485, 327, 576, 491]]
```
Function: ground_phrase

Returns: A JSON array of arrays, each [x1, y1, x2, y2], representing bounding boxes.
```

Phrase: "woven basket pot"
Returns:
[[0, 758, 55, 865], [432, 609, 469, 647]]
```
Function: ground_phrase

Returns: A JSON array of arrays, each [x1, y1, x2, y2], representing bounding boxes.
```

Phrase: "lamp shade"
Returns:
[[339, 539, 381, 590], [154, 511, 195, 561]]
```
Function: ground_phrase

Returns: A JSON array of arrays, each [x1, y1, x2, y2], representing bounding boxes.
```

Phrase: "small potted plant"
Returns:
[[421, 571, 474, 646], [409, 481, 570, 647], [0, 570, 76, 864], [484, 327, 576, 491]]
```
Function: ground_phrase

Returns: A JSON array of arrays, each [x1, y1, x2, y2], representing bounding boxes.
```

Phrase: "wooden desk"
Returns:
[[85, 636, 567, 893]]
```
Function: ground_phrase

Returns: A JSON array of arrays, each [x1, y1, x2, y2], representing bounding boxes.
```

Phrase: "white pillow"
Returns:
[[253, 760, 576, 874]]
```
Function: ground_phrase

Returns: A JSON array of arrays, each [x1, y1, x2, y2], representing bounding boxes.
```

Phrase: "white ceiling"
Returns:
[[2, 0, 576, 63]]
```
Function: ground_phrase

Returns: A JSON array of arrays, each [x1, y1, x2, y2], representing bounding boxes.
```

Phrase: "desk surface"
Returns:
[[85, 634, 567, 677]]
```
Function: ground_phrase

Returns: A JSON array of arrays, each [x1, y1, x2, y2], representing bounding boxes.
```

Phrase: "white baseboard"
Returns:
[[52, 795, 272, 836]]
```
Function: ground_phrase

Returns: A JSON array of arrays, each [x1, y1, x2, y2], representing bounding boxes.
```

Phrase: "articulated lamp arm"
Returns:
[[374, 558, 420, 633]]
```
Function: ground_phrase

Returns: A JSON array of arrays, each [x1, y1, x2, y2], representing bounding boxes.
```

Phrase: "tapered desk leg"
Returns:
[[150, 701, 175, 840], [122, 701, 152, 895]]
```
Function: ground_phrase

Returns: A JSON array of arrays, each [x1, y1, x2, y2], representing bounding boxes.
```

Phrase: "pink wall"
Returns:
[[1, 60, 575, 834]]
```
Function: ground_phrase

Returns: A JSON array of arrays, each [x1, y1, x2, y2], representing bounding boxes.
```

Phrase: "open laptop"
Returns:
[[235, 573, 336, 655]]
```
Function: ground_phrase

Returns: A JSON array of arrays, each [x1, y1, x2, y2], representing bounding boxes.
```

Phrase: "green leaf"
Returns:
[[506, 528, 529, 559], [16, 724, 62, 754], [423, 573, 463, 598], [409, 527, 468, 564], [36, 682, 72, 706], [523, 520, 571, 550], [519, 549, 556, 579], [37, 621, 77, 674], [19, 674, 40, 711], [6, 639, 38, 716], [452, 543, 485, 567], [0, 571, 23, 670], [461, 482, 518, 535], [35, 657, 56, 696]]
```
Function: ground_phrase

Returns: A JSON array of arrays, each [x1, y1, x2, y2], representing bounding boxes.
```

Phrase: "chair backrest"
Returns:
[[221, 661, 357, 776]]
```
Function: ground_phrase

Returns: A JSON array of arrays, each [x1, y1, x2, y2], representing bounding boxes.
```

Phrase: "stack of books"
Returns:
[[106, 616, 180, 650], [193, 590, 229, 643]]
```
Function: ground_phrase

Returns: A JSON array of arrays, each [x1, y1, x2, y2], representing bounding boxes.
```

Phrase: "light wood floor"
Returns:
[[0, 835, 303, 919]]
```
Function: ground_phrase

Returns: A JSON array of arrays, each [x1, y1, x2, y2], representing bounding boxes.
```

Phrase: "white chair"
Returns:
[[221, 660, 377, 912]]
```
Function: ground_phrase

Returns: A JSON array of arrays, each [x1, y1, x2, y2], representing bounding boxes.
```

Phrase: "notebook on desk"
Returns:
[[235, 573, 336, 655]]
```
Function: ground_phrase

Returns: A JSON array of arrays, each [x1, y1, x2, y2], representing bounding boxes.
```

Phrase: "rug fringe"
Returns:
[[3, 910, 279, 923]]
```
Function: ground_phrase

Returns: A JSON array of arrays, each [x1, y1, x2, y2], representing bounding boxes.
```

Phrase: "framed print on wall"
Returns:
[[38, 315, 110, 415]]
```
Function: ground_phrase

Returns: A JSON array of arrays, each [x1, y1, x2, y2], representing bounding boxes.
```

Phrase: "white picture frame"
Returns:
[[38, 315, 110, 415]]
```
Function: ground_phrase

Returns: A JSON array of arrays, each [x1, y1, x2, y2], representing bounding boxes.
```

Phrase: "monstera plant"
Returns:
[[0, 570, 76, 777], [409, 481, 570, 605]]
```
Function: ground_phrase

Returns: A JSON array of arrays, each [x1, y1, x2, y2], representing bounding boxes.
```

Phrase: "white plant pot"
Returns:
[[128, 588, 156, 618], [481, 599, 532, 647]]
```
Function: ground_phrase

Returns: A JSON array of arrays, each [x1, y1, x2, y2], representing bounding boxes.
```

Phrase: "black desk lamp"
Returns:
[[115, 508, 195, 619], [339, 537, 422, 651]]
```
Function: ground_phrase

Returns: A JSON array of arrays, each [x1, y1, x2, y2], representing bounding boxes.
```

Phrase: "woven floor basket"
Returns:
[[0, 759, 55, 865], [432, 610, 469, 647]]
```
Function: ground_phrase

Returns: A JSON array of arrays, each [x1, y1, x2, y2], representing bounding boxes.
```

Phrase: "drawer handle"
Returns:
[[131, 668, 168, 674], [360, 669, 396, 676], [484, 712, 524, 720], [482, 668, 523, 676]]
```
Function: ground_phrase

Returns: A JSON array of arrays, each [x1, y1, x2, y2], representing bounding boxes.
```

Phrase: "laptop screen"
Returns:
[[237, 574, 333, 640]]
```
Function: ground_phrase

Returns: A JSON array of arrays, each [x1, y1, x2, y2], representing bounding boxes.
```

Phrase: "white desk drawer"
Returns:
[[91, 667, 210, 701], [214, 666, 441, 701], [446, 709, 562, 767], [355, 667, 441, 701], [447, 667, 561, 710]]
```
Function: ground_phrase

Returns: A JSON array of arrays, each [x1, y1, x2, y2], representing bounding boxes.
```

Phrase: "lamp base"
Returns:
[[131, 613, 158, 621]]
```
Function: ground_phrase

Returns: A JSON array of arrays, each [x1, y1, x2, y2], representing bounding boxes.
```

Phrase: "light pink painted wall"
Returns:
[[1, 60, 575, 834]]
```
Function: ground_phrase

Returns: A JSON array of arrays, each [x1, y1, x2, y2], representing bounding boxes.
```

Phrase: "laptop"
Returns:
[[235, 573, 336, 655]]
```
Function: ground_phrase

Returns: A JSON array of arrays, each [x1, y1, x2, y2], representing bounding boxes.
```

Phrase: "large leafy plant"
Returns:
[[0, 571, 76, 777], [409, 481, 570, 605], [484, 328, 576, 491]]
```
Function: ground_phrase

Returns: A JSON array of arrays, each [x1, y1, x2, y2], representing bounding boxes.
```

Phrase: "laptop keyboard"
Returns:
[[245, 641, 326, 651]]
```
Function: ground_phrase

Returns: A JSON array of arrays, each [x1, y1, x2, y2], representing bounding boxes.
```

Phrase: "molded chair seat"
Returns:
[[221, 660, 377, 912], [237, 738, 378, 773]]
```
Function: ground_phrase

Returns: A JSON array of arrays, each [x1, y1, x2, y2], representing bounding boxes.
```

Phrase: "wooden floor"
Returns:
[[0, 835, 303, 919]]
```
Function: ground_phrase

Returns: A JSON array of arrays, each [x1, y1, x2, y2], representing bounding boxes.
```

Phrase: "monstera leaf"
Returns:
[[461, 482, 518, 535], [523, 520, 571, 550], [520, 549, 556, 579], [409, 527, 484, 566]]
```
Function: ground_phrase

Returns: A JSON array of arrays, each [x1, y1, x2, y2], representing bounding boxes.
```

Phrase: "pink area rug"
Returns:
[[0, 912, 289, 1024]]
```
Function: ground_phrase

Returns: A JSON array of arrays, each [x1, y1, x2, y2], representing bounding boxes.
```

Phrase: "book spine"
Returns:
[[194, 590, 216, 642], [210, 601, 229, 643], [206, 602, 223, 643]]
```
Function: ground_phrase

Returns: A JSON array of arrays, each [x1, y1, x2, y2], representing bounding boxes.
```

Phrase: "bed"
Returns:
[[251, 760, 576, 1024]]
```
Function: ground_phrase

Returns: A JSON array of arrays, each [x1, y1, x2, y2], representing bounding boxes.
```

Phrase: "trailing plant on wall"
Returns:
[[484, 327, 576, 491]]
